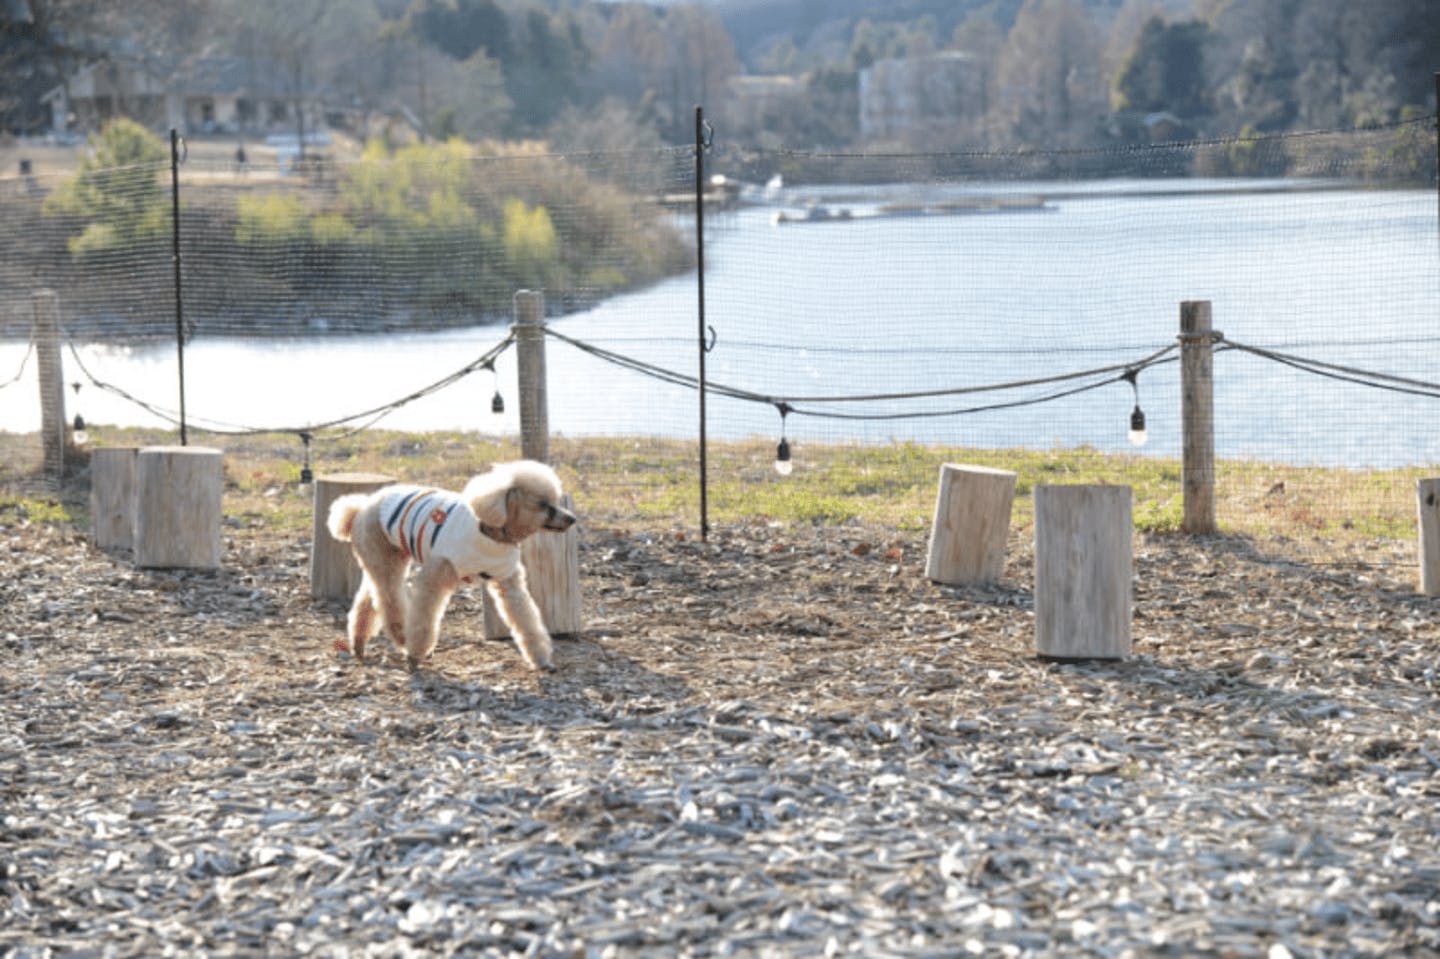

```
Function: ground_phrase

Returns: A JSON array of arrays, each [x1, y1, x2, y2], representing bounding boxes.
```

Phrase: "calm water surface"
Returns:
[[2, 181, 1435, 467]]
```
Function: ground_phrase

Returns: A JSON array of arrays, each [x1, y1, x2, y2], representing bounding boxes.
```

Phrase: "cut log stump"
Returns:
[[925, 463, 1017, 586], [133, 446, 223, 569], [484, 493, 582, 639], [90, 446, 139, 551], [1034, 484, 1132, 660], [310, 472, 395, 601]]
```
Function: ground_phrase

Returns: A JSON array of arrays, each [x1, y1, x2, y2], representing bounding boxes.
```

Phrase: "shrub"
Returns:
[[236, 193, 310, 244], [43, 118, 170, 255], [502, 197, 558, 288]]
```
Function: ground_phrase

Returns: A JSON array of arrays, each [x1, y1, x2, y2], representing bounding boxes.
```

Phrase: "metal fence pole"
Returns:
[[170, 128, 188, 446], [694, 104, 710, 541]]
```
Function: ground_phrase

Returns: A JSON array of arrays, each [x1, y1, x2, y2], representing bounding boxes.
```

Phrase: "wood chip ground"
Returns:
[[3, 511, 1439, 957]]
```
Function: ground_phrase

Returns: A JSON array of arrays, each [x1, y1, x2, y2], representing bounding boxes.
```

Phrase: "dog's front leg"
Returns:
[[487, 569, 554, 671], [404, 560, 461, 671]]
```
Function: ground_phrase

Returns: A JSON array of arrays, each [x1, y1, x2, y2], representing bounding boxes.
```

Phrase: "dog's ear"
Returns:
[[468, 480, 511, 528]]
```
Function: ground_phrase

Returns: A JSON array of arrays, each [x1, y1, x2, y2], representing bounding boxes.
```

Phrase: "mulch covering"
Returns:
[[3, 511, 1439, 957]]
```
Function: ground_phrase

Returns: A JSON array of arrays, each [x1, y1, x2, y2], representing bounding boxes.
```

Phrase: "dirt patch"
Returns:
[[3, 491, 1440, 955]]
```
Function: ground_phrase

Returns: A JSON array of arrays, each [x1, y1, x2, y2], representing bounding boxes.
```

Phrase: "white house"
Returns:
[[42, 55, 321, 138]]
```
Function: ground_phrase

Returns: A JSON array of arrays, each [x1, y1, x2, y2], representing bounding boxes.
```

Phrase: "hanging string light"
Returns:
[[70, 381, 88, 446], [773, 402, 793, 476], [1121, 368, 1147, 447], [484, 359, 504, 414], [298, 431, 313, 486]]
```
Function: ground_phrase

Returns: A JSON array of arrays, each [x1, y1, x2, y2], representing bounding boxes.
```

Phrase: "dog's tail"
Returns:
[[327, 494, 367, 542]]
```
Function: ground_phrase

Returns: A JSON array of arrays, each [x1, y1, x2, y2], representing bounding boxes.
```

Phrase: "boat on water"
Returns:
[[771, 193, 1052, 225]]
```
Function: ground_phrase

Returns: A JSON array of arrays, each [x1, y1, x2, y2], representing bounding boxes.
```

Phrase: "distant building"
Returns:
[[42, 56, 322, 138], [858, 51, 981, 143]]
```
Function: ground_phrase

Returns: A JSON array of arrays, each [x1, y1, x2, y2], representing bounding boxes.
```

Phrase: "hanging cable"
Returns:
[[1223, 339, 1440, 399], [0, 342, 33, 390], [62, 331, 517, 437], [543, 327, 1179, 415]]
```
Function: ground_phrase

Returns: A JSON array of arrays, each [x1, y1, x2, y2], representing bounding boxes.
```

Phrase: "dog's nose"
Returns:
[[545, 504, 577, 531]]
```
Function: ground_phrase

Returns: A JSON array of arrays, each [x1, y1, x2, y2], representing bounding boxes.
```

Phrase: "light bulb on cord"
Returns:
[[775, 437, 793, 476], [70, 381, 87, 446], [773, 402, 793, 476], [485, 359, 504, 414], [1121, 368, 1148, 448], [298, 431, 314, 486], [1128, 405, 1147, 447]]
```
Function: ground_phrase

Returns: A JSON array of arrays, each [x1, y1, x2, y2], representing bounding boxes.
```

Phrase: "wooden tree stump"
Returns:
[[925, 463, 1017, 586], [310, 472, 395, 601], [133, 446, 223, 569], [1417, 478, 1440, 596], [1034, 484, 1132, 660], [484, 493, 582, 639], [90, 446, 139, 550]]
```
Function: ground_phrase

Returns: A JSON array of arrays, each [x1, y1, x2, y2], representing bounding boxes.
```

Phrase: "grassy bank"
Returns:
[[0, 427, 1427, 565]]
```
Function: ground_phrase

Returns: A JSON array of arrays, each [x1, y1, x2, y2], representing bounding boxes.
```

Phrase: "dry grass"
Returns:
[[0, 426, 1427, 568]]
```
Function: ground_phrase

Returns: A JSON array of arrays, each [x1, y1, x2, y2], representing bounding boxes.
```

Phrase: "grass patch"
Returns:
[[0, 427, 1429, 562], [0, 494, 72, 524]]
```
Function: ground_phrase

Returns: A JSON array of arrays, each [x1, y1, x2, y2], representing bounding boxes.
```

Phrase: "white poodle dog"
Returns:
[[326, 460, 576, 672]]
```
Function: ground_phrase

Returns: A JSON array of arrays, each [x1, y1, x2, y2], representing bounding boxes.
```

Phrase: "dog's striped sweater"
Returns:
[[377, 485, 520, 582]]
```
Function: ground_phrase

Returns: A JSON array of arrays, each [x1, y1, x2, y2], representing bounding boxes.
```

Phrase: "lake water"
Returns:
[[2, 180, 1436, 467]]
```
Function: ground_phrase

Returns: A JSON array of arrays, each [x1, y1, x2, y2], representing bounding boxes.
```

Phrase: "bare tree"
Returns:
[[994, 0, 1106, 147], [224, 0, 336, 158]]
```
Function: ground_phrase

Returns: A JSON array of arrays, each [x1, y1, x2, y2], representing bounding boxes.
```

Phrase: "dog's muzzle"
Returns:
[[543, 502, 577, 532]]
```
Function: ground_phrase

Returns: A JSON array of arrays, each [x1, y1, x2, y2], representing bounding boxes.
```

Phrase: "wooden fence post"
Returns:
[[32, 290, 66, 479], [1034, 484, 1133, 660], [486, 290, 582, 638], [310, 471, 395, 601], [1180, 300, 1216, 535], [512, 290, 549, 463], [1417, 478, 1440, 596], [925, 463, 1016, 586]]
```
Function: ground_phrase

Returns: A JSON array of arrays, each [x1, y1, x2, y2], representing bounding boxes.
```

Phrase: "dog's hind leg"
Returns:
[[351, 534, 411, 653], [488, 568, 554, 671], [403, 559, 461, 671], [344, 576, 381, 661]]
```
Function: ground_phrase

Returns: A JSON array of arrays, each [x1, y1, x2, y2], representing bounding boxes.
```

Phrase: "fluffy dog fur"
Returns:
[[326, 460, 576, 671]]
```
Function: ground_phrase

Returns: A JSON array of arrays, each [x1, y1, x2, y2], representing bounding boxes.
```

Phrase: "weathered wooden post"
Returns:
[[484, 289, 582, 638], [90, 446, 140, 550], [1417, 478, 1440, 596], [310, 471, 395, 601], [1034, 484, 1132, 660], [1180, 300, 1217, 535], [925, 463, 1016, 586], [32, 290, 66, 479], [512, 289, 549, 463], [133, 445, 223, 569]]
